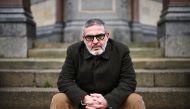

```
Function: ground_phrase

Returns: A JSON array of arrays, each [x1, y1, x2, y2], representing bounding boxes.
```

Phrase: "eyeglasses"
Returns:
[[84, 33, 106, 41]]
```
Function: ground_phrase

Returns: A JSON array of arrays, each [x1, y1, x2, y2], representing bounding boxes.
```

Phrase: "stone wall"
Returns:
[[31, 0, 162, 27], [30, 0, 163, 43], [0, 3, 36, 57], [140, 0, 162, 26], [31, 0, 56, 27]]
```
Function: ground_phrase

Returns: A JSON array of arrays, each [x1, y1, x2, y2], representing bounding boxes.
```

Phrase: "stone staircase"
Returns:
[[0, 42, 190, 109]]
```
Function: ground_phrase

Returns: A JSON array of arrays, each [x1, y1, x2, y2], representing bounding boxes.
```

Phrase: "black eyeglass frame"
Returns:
[[83, 32, 108, 41]]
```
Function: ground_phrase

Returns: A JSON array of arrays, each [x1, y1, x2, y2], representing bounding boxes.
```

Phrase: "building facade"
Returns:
[[31, 0, 162, 43]]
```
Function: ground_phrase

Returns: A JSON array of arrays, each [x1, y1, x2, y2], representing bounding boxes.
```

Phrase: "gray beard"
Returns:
[[85, 42, 107, 56]]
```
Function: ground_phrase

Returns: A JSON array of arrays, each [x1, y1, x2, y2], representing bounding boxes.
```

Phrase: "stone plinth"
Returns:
[[158, 3, 190, 57], [0, 7, 36, 58]]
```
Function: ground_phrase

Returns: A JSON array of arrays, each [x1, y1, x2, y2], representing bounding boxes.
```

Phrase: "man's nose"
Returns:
[[92, 37, 98, 43]]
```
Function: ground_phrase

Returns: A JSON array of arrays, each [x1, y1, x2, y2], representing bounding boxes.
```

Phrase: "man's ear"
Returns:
[[80, 36, 84, 41], [106, 32, 110, 38]]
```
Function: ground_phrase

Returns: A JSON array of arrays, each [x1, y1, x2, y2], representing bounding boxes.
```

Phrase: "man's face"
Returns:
[[83, 25, 109, 55]]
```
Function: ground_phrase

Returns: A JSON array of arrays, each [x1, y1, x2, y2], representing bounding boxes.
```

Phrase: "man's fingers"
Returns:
[[85, 101, 93, 105], [90, 93, 102, 98], [87, 93, 108, 108], [91, 97, 104, 103], [91, 104, 104, 108], [86, 104, 104, 109], [85, 100, 99, 106], [85, 105, 96, 109]]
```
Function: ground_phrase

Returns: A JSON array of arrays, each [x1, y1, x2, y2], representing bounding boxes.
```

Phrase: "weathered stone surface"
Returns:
[[131, 22, 143, 42], [130, 48, 163, 58], [33, 42, 71, 48], [133, 58, 190, 69], [0, 7, 36, 57], [31, 0, 162, 43], [64, 25, 83, 42], [165, 35, 190, 57], [64, 0, 129, 21], [35, 71, 59, 87], [111, 26, 131, 43], [0, 69, 60, 87], [31, 0, 56, 27], [136, 87, 190, 109], [81, 0, 113, 11], [136, 72, 154, 87], [158, 5, 190, 57], [0, 58, 190, 69], [139, 0, 162, 26], [133, 23, 158, 43], [137, 69, 190, 87], [0, 23, 26, 37], [0, 37, 28, 57], [155, 71, 190, 87], [0, 58, 64, 69], [63, 0, 131, 43], [0, 88, 58, 109], [0, 70, 34, 87], [28, 48, 67, 58]]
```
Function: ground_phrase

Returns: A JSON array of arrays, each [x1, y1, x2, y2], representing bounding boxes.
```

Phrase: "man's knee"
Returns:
[[125, 93, 145, 109], [51, 93, 71, 107], [128, 93, 143, 104], [51, 93, 77, 109], [51, 93, 69, 104]]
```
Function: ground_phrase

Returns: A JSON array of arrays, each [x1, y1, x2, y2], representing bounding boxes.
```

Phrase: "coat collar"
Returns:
[[83, 40, 111, 60]]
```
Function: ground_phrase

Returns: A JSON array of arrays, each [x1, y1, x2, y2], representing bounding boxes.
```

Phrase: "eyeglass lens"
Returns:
[[85, 33, 106, 41]]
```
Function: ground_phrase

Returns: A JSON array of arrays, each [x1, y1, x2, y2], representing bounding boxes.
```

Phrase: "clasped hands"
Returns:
[[83, 93, 108, 109]]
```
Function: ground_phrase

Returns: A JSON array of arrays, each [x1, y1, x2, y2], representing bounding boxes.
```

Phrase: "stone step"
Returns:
[[28, 48, 163, 58], [0, 58, 190, 69], [136, 69, 190, 87], [137, 87, 190, 109], [28, 48, 67, 58], [0, 87, 189, 109], [0, 69, 190, 87], [130, 48, 163, 58], [34, 42, 71, 48], [0, 58, 65, 69], [0, 87, 57, 109], [34, 41, 159, 49], [0, 69, 60, 88]]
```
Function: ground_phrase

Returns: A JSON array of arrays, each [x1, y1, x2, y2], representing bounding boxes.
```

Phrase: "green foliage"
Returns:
[[43, 81, 52, 88]]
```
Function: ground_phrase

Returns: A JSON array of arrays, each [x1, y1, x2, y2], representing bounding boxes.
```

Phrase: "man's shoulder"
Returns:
[[109, 39, 129, 52], [68, 41, 84, 50], [67, 41, 84, 55]]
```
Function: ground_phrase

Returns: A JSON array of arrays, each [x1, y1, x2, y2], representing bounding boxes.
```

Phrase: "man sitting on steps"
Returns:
[[50, 18, 146, 109]]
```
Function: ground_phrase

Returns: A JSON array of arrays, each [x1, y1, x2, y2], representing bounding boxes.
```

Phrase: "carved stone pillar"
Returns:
[[0, 0, 36, 57], [158, 0, 190, 57], [52, 0, 64, 42], [130, 0, 143, 42]]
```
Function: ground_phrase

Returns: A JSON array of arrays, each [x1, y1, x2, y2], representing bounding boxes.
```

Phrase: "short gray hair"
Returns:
[[82, 18, 106, 34], [84, 18, 105, 28]]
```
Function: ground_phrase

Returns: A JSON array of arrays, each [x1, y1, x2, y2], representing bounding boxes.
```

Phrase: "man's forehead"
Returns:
[[84, 25, 105, 34]]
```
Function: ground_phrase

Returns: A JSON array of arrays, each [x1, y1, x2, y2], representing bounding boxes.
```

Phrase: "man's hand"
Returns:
[[83, 93, 108, 109], [90, 93, 108, 109], [83, 95, 98, 109]]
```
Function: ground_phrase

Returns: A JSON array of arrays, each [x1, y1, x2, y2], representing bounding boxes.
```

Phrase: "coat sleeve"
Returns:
[[104, 51, 137, 109], [57, 46, 87, 107]]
